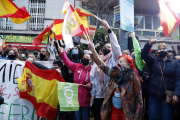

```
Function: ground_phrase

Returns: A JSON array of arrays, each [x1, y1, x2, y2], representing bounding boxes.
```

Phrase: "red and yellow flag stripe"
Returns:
[[17, 61, 65, 119]]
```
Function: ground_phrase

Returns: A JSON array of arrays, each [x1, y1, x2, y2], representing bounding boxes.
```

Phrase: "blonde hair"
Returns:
[[158, 43, 167, 50], [28, 53, 36, 60]]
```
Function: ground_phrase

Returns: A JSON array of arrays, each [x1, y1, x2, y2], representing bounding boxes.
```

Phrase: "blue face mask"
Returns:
[[72, 49, 78, 55]]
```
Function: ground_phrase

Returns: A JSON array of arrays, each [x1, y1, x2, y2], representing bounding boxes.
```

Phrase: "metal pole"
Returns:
[[118, 0, 128, 51]]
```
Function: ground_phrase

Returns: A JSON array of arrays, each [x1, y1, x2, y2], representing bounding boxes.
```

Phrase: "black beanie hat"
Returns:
[[53, 61, 63, 67]]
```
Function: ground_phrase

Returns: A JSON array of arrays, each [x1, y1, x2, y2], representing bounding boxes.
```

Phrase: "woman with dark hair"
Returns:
[[141, 39, 180, 120], [88, 42, 143, 120]]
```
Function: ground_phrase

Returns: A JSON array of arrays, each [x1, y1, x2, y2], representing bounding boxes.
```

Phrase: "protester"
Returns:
[[141, 39, 180, 120], [90, 20, 121, 120], [89, 42, 143, 120], [33, 49, 38, 58], [122, 49, 130, 55], [36, 48, 52, 61], [27, 53, 36, 60], [167, 52, 175, 60], [0, 46, 4, 57], [58, 46, 92, 120]]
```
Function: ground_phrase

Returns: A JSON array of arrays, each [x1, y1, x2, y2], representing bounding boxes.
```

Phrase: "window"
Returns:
[[135, 16, 144, 29], [29, 0, 46, 31], [0, 18, 13, 30], [153, 17, 160, 30], [145, 16, 152, 29], [143, 31, 155, 36]]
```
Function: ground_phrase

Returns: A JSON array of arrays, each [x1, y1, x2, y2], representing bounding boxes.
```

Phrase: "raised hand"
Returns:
[[58, 47, 64, 53], [101, 19, 110, 29], [149, 38, 157, 46], [130, 32, 135, 39]]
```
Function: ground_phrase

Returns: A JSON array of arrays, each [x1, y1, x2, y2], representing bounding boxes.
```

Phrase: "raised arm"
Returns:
[[141, 39, 156, 66], [130, 32, 145, 71], [58, 47, 77, 72], [89, 42, 110, 75], [101, 20, 121, 65]]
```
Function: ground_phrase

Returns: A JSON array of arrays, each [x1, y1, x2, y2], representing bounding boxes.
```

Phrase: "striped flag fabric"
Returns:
[[52, 19, 64, 40], [33, 24, 54, 46], [75, 6, 94, 17], [158, 0, 178, 37], [81, 25, 96, 44], [62, 4, 88, 48], [58, 82, 80, 111], [16, 61, 65, 119], [0, 0, 30, 24]]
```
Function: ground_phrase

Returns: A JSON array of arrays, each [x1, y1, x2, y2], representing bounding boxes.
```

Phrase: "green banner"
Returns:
[[174, 28, 179, 40], [0, 35, 47, 44], [58, 82, 79, 111]]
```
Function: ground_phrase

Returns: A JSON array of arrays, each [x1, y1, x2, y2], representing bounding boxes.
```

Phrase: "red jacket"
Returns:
[[60, 51, 92, 107]]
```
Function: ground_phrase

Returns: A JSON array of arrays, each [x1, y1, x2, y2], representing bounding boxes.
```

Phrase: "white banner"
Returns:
[[0, 60, 53, 120]]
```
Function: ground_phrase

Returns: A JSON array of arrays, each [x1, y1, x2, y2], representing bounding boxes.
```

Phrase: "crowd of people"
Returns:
[[1, 20, 180, 120]]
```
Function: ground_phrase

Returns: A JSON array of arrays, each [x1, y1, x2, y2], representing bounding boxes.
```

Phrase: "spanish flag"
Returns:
[[52, 19, 64, 40], [0, 0, 30, 24], [33, 24, 54, 46], [165, 1, 180, 23], [16, 61, 65, 119], [158, 0, 178, 37]]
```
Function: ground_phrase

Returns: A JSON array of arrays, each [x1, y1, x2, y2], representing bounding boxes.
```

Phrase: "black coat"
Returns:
[[141, 42, 180, 98]]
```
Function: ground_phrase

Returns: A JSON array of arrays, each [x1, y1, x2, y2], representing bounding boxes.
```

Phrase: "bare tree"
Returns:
[[80, 0, 118, 28]]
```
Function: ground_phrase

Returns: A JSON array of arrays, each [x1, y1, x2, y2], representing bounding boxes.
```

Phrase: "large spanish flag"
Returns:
[[16, 61, 65, 119], [62, 4, 88, 48], [0, 0, 30, 24], [158, 0, 178, 37]]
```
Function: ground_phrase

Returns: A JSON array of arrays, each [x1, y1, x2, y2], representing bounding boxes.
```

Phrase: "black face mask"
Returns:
[[159, 51, 167, 58], [82, 58, 89, 66], [40, 53, 46, 60], [103, 48, 111, 56], [8, 55, 16, 60]]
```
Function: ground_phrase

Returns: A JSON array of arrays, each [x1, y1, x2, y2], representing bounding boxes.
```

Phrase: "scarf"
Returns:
[[94, 52, 112, 91]]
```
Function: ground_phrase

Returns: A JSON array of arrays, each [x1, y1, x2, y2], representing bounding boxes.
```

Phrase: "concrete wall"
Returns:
[[44, 0, 75, 28]]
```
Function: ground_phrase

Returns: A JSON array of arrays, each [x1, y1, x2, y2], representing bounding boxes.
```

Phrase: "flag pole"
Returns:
[[155, 31, 162, 37], [94, 15, 102, 21], [83, 32, 90, 42]]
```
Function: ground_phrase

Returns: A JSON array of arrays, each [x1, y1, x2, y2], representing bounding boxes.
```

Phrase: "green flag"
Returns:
[[58, 82, 80, 111], [174, 28, 179, 40]]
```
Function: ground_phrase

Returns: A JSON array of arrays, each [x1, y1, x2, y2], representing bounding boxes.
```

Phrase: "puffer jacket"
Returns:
[[60, 51, 92, 107], [141, 42, 180, 98]]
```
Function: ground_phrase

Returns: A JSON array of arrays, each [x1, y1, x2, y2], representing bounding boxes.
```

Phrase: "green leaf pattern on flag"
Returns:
[[58, 82, 80, 111]]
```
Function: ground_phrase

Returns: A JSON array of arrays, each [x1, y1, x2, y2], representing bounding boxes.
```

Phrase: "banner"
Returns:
[[0, 60, 53, 120], [81, 25, 96, 44], [58, 82, 79, 111], [120, 0, 134, 32]]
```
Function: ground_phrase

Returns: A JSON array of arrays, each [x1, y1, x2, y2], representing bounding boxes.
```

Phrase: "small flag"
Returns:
[[0, 0, 30, 24], [16, 61, 65, 119], [158, 0, 178, 37], [81, 25, 96, 44], [75, 6, 94, 17], [58, 82, 79, 111], [157, 26, 163, 31], [33, 24, 54, 46], [62, 4, 88, 48]]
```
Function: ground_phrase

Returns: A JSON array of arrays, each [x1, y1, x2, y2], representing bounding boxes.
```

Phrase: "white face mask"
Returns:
[[21, 54, 25, 58], [27, 58, 33, 60]]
